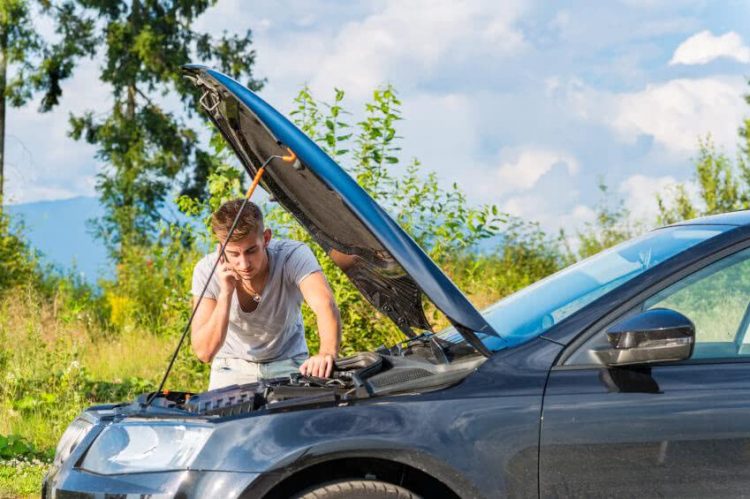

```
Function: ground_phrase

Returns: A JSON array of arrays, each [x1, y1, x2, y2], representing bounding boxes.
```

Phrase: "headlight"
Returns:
[[54, 418, 93, 466], [80, 422, 212, 474]]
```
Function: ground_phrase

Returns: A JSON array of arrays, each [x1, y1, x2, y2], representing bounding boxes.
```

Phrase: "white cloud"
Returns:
[[4, 56, 106, 204], [226, 0, 529, 103], [619, 174, 679, 222], [670, 30, 750, 66], [502, 193, 595, 234], [610, 76, 746, 157], [309, 0, 528, 97], [487, 148, 579, 195]]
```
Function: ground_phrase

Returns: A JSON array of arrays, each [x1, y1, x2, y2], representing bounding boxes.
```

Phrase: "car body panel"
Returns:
[[672, 210, 750, 227], [182, 65, 500, 351], [45, 338, 561, 499], [44, 469, 259, 498], [540, 361, 750, 496]]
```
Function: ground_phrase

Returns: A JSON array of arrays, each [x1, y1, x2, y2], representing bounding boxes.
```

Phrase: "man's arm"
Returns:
[[191, 247, 239, 363], [298, 271, 341, 377], [190, 292, 232, 363]]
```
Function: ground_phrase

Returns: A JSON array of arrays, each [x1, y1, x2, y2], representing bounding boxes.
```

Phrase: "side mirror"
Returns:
[[595, 308, 695, 367]]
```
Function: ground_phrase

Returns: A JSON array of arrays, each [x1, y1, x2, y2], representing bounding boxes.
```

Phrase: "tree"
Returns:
[[656, 81, 750, 225], [68, 0, 263, 256], [657, 135, 749, 225], [562, 180, 639, 261], [0, 0, 95, 204]]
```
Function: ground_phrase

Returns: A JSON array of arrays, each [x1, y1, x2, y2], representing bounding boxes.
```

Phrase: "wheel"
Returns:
[[294, 479, 421, 499]]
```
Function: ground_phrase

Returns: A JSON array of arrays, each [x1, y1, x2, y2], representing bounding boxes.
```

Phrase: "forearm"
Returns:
[[192, 292, 232, 362], [315, 301, 341, 356]]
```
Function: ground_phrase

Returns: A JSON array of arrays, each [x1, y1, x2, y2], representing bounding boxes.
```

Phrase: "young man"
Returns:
[[191, 199, 342, 390]]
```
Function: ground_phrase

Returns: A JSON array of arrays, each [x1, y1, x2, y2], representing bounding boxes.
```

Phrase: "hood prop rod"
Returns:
[[145, 147, 298, 407]]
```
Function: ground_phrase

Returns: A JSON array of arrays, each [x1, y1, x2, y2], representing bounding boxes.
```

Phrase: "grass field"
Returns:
[[0, 286, 208, 497]]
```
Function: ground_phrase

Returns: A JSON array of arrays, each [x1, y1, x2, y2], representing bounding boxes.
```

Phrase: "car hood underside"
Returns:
[[182, 65, 500, 354]]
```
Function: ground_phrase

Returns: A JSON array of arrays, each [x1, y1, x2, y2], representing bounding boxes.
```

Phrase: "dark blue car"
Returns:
[[44, 67, 750, 498]]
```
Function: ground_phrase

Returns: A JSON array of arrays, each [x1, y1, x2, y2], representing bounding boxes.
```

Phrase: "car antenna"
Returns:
[[145, 147, 298, 407]]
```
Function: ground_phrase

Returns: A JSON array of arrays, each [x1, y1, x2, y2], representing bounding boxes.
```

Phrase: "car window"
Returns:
[[567, 245, 750, 365], [438, 224, 730, 352], [643, 247, 750, 359]]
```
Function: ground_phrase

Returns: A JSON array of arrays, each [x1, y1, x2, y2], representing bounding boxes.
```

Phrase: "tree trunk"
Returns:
[[0, 28, 7, 208]]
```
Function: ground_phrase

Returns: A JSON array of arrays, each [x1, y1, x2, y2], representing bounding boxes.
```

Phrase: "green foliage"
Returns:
[[0, 433, 49, 497], [0, 1, 95, 108], [0, 212, 39, 292], [0, 0, 44, 107], [0, 0, 95, 202], [68, 0, 263, 255], [101, 223, 199, 335], [0, 460, 48, 496], [657, 80, 750, 224], [0, 433, 45, 461], [656, 183, 697, 226], [570, 180, 640, 260]]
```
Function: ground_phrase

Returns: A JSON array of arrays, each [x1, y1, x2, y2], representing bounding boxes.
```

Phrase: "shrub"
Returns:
[[0, 211, 40, 293]]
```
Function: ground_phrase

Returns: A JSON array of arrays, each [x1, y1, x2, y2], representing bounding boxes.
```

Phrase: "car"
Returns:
[[44, 65, 750, 499]]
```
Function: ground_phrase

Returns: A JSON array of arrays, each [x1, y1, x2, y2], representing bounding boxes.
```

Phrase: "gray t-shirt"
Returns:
[[191, 239, 322, 362]]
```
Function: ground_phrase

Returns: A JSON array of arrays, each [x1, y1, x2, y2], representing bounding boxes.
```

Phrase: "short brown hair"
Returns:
[[211, 199, 264, 242]]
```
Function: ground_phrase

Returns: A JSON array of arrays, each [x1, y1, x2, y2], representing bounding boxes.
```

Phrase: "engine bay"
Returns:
[[143, 336, 485, 418]]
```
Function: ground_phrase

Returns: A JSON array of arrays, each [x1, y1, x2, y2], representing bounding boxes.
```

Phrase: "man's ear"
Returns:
[[263, 228, 272, 247]]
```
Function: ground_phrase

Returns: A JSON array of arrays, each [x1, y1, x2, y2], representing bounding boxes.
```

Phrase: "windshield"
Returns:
[[438, 224, 732, 351]]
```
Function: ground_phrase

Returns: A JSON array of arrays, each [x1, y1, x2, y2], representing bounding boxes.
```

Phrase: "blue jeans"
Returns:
[[208, 354, 308, 390]]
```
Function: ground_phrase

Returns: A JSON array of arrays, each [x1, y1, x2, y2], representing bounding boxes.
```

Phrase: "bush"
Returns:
[[101, 223, 201, 336], [0, 211, 40, 293]]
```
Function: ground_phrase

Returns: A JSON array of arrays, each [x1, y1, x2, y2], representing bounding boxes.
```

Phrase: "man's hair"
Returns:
[[211, 199, 264, 242]]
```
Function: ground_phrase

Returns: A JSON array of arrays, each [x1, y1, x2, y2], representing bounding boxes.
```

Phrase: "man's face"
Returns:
[[223, 228, 272, 280]]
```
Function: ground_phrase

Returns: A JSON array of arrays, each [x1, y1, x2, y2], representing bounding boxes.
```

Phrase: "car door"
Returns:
[[539, 246, 750, 497]]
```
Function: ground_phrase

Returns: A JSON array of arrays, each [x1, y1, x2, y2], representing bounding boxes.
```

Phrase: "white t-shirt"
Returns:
[[191, 239, 322, 362]]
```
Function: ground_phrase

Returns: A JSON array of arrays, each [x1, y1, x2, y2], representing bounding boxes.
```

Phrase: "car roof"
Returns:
[[670, 210, 750, 227]]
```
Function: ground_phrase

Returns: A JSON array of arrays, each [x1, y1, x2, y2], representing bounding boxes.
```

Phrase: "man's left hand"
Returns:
[[299, 353, 335, 378]]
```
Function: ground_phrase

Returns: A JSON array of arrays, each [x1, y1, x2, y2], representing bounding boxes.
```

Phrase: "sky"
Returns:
[[4, 0, 750, 236]]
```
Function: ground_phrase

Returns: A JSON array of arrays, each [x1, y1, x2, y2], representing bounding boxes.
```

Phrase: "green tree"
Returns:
[[68, 0, 263, 256], [0, 211, 38, 291], [565, 180, 639, 260], [0, 0, 95, 204], [657, 81, 750, 225], [657, 136, 748, 225]]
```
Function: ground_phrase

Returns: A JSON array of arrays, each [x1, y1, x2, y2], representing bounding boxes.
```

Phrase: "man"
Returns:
[[191, 199, 342, 390]]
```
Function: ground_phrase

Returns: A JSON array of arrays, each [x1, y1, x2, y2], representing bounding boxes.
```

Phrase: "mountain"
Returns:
[[5, 196, 505, 285], [5, 196, 109, 282]]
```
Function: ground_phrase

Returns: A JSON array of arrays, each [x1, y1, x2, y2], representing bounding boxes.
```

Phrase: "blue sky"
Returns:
[[4, 0, 750, 236]]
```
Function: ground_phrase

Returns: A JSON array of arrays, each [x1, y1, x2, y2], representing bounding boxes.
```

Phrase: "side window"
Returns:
[[643, 247, 750, 359], [567, 247, 750, 365]]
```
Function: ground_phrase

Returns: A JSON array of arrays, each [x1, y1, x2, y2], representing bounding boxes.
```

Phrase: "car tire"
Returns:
[[294, 479, 421, 499]]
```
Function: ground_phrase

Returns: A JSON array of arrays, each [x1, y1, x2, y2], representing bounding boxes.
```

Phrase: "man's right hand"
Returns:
[[217, 243, 239, 295]]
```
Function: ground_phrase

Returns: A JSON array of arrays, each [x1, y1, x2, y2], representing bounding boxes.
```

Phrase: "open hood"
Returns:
[[183, 65, 500, 356]]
